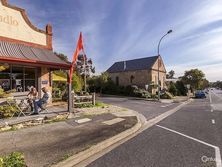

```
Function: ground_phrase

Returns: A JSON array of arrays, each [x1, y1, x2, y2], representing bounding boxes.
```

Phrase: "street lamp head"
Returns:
[[167, 30, 173, 34]]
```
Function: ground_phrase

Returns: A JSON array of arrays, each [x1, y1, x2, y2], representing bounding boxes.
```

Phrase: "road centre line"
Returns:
[[212, 119, 215, 124], [156, 124, 222, 167], [209, 91, 212, 103]]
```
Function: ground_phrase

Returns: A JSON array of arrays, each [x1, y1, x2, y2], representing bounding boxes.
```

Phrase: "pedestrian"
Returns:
[[27, 86, 38, 112]]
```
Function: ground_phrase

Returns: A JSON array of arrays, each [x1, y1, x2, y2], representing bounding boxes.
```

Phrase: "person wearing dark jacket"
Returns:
[[32, 87, 50, 115]]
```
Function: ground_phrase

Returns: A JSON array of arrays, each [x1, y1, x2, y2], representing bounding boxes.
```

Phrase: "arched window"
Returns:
[[130, 75, 134, 84], [116, 76, 119, 86]]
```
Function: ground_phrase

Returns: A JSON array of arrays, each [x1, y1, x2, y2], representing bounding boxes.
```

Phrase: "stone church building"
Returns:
[[107, 56, 166, 94]]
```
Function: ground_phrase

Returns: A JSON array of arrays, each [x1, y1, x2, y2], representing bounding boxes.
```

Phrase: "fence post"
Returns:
[[92, 93, 96, 105]]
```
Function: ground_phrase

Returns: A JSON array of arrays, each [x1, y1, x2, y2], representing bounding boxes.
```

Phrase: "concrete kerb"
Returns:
[[53, 98, 193, 167]]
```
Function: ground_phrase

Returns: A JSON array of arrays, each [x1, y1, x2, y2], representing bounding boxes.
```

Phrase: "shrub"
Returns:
[[0, 88, 5, 98], [175, 81, 187, 96], [133, 88, 151, 98], [160, 92, 174, 99], [0, 105, 18, 119], [0, 152, 26, 167], [168, 83, 177, 96]]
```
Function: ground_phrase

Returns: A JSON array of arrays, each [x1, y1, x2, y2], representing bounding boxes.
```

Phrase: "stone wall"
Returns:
[[109, 69, 152, 89]]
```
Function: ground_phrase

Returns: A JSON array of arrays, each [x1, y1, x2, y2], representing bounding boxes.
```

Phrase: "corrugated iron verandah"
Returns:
[[0, 40, 70, 69]]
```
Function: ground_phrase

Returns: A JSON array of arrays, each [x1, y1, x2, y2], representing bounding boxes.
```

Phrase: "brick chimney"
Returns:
[[1, 0, 8, 5], [46, 24, 52, 50]]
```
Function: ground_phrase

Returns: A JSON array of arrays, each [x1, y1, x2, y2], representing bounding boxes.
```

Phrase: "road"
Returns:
[[88, 90, 222, 167], [98, 97, 180, 120]]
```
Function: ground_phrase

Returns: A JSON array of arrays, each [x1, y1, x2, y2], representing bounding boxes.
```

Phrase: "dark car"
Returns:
[[195, 90, 206, 98]]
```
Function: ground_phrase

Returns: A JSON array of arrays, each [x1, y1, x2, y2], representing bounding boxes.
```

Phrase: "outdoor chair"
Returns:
[[6, 97, 27, 118], [39, 103, 49, 113]]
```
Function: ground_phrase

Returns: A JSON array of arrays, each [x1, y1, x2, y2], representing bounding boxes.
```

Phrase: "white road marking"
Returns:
[[75, 118, 91, 124], [209, 91, 212, 103], [156, 125, 222, 167], [212, 119, 216, 124], [211, 109, 214, 112], [161, 104, 173, 108]]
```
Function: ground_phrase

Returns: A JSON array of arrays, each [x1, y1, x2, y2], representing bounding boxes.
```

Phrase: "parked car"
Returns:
[[195, 90, 206, 98]]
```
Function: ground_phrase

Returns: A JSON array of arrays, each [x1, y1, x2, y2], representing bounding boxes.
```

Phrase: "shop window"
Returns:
[[12, 66, 24, 92], [0, 63, 10, 91], [0, 65, 37, 92], [24, 68, 36, 91]]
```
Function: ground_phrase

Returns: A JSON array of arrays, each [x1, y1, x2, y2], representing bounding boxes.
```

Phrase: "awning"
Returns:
[[52, 73, 67, 82], [0, 40, 70, 69]]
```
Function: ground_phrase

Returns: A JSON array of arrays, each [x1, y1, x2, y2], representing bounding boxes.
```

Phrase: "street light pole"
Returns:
[[157, 30, 172, 100]]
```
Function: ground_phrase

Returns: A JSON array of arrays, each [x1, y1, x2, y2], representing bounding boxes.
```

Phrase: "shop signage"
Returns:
[[0, 14, 19, 26], [42, 80, 48, 85]]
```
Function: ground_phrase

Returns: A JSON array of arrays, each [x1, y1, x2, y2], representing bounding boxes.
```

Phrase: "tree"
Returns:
[[181, 69, 205, 91], [168, 82, 177, 96], [54, 52, 69, 63], [211, 81, 222, 89], [166, 70, 175, 79], [200, 79, 209, 89], [76, 54, 95, 91], [175, 81, 187, 96]]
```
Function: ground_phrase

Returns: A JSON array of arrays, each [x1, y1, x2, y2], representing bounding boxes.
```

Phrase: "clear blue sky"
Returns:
[[9, 0, 222, 81]]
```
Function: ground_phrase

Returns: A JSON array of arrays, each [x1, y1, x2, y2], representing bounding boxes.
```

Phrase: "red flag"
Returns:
[[69, 32, 84, 83]]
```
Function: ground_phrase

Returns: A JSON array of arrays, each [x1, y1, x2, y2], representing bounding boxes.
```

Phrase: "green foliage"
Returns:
[[200, 79, 209, 89], [167, 81, 187, 96], [133, 88, 151, 98], [54, 52, 69, 63], [168, 83, 177, 96], [181, 69, 206, 91], [0, 88, 5, 98], [0, 152, 26, 167], [87, 72, 110, 93], [72, 72, 84, 92], [160, 92, 174, 99], [88, 73, 151, 98], [166, 70, 175, 79], [211, 81, 222, 89], [52, 70, 84, 102], [0, 88, 11, 98], [175, 81, 187, 96], [74, 102, 107, 108], [0, 105, 18, 119]]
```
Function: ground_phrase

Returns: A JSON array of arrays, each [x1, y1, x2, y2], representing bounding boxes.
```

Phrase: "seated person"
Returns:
[[27, 86, 38, 112], [32, 87, 51, 115]]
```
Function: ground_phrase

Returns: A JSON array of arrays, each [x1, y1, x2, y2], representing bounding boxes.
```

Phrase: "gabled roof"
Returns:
[[0, 40, 70, 68], [107, 56, 159, 73]]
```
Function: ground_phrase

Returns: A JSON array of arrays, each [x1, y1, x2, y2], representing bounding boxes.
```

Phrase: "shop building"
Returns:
[[0, 0, 70, 97]]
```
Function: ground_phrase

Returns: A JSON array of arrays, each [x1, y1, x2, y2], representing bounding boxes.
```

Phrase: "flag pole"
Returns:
[[68, 71, 72, 113], [68, 32, 84, 113]]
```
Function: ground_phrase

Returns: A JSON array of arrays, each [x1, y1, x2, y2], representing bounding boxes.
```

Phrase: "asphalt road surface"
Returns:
[[89, 90, 222, 167], [98, 97, 180, 120]]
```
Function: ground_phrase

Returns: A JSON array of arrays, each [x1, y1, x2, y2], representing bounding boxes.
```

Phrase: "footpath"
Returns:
[[0, 105, 139, 167]]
